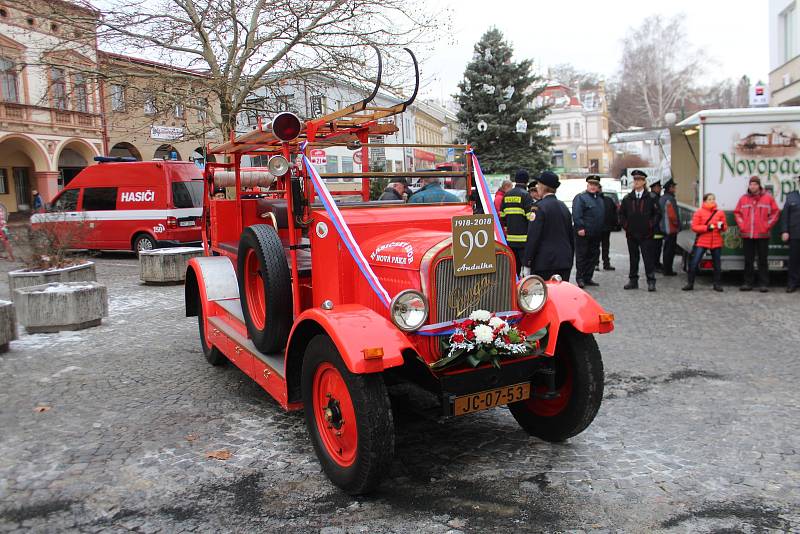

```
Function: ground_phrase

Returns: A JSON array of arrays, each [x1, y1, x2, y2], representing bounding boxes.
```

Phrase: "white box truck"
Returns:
[[671, 107, 800, 271]]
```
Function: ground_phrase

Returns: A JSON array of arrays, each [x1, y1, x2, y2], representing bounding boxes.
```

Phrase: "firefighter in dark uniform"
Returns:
[[620, 170, 661, 291], [501, 169, 534, 274], [521, 171, 574, 281]]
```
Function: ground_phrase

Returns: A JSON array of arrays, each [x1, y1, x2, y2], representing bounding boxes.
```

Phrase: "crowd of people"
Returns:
[[494, 169, 800, 294]]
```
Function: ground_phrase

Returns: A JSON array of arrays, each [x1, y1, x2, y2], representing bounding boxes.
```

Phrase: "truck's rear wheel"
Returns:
[[301, 335, 393, 495], [237, 225, 292, 353], [508, 324, 603, 442], [197, 295, 225, 366]]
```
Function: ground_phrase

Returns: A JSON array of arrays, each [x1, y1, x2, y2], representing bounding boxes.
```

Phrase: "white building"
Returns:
[[534, 83, 611, 175], [770, 0, 800, 106]]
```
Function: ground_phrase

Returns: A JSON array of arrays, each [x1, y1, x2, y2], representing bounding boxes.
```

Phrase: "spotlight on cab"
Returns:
[[268, 112, 302, 142], [268, 155, 290, 176]]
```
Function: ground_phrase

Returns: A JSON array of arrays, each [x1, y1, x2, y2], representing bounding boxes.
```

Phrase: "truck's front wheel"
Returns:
[[508, 324, 604, 442], [301, 335, 394, 495]]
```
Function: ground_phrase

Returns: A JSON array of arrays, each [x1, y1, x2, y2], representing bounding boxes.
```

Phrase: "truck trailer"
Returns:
[[671, 107, 800, 271]]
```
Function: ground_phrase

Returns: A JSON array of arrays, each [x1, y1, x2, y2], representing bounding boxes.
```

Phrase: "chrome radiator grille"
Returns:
[[434, 254, 513, 323]]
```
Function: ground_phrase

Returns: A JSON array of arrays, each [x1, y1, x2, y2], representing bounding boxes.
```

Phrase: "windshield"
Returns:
[[172, 180, 204, 208]]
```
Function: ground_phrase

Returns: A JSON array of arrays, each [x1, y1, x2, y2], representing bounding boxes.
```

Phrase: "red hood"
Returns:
[[361, 230, 451, 270]]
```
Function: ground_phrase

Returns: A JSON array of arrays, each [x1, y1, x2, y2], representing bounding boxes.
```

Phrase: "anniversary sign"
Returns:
[[451, 214, 496, 277]]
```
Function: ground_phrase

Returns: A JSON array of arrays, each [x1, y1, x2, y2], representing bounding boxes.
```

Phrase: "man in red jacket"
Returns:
[[734, 176, 780, 292]]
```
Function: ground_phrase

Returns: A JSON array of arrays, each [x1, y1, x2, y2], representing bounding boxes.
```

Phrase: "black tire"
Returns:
[[197, 295, 225, 366], [133, 233, 157, 252], [237, 224, 292, 354], [508, 324, 604, 442], [301, 335, 394, 495]]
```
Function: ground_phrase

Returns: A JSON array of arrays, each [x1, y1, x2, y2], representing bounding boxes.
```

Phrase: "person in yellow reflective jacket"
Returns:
[[500, 169, 534, 274]]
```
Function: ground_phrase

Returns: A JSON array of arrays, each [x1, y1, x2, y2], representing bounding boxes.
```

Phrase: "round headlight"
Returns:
[[390, 290, 429, 332], [517, 275, 548, 313]]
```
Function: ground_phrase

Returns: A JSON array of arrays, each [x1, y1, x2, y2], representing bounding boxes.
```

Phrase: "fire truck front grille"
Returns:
[[434, 254, 513, 323]]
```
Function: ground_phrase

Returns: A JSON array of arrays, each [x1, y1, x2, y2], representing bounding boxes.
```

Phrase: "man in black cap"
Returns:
[[501, 169, 535, 274], [572, 175, 605, 288], [521, 171, 574, 281], [379, 177, 408, 201], [620, 169, 661, 291], [528, 179, 540, 203], [659, 178, 680, 275]]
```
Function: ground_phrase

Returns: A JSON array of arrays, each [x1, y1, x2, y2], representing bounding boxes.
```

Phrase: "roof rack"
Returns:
[[209, 48, 419, 156]]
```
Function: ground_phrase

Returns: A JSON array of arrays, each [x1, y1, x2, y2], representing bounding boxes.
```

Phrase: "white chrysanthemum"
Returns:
[[488, 317, 506, 329], [474, 324, 495, 344], [469, 310, 492, 322]]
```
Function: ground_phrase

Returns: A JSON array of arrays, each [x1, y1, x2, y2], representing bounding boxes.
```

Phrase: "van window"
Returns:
[[172, 181, 203, 208], [53, 189, 79, 211], [83, 187, 118, 211]]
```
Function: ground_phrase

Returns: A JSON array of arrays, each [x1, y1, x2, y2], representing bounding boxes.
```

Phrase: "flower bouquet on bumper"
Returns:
[[431, 310, 546, 371]]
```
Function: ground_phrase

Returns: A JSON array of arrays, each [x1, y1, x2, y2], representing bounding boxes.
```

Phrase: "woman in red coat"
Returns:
[[683, 193, 728, 291]]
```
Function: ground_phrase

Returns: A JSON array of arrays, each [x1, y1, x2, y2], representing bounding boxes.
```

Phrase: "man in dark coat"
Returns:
[[572, 175, 605, 288], [649, 179, 664, 271], [598, 184, 618, 271], [781, 175, 800, 292], [379, 177, 408, 201], [619, 170, 661, 291], [501, 169, 535, 274], [659, 178, 681, 276], [521, 171, 574, 281]]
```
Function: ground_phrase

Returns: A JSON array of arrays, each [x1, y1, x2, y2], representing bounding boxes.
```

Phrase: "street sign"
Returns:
[[750, 82, 769, 107], [353, 151, 363, 165], [446, 147, 455, 161], [310, 149, 327, 165]]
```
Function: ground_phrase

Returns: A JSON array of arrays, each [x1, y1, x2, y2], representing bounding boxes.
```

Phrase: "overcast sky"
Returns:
[[418, 0, 769, 100]]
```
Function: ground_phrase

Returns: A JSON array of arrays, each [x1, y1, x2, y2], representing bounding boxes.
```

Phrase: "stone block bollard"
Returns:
[[14, 282, 108, 334], [8, 262, 96, 302], [139, 247, 204, 284], [0, 300, 17, 352]]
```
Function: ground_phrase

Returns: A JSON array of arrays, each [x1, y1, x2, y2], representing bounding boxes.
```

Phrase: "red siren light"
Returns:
[[271, 112, 302, 141]]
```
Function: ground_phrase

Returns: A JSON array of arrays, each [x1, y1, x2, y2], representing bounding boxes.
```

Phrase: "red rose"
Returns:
[[465, 330, 475, 340], [452, 333, 465, 343]]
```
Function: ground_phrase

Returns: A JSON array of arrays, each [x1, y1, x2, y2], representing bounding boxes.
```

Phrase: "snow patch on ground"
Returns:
[[12, 329, 87, 350]]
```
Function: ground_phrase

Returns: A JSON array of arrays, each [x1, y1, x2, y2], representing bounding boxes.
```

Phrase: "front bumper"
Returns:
[[438, 354, 546, 416]]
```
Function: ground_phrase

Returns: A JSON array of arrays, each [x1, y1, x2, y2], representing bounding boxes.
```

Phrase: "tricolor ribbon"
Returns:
[[417, 311, 523, 337], [301, 143, 392, 308], [467, 149, 508, 247]]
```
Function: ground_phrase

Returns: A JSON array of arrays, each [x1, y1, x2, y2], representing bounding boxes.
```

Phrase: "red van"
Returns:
[[32, 159, 204, 251]]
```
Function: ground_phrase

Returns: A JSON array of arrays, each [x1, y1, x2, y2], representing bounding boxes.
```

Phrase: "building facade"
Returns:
[[0, 0, 104, 212], [100, 52, 219, 167], [0, 0, 220, 212], [412, 100, 460, 170], [535, 83, 612, 176], [770, 0, 800, 106]]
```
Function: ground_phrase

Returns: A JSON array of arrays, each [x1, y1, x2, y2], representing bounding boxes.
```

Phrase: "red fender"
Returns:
[[287, 304, 412, 375], [517, 281, 614, 356]]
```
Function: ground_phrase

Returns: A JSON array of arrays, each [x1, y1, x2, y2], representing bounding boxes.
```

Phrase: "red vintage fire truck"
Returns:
[[186, 50, 614, 494]]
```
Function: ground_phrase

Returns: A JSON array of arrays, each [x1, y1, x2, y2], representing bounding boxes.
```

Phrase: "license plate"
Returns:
[[179, 220, 195, 227], [453, 382, 531, 416], [768, 260, 784, 268]]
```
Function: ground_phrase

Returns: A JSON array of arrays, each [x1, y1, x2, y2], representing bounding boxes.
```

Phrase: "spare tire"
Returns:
[[237, 224, 292, 353]]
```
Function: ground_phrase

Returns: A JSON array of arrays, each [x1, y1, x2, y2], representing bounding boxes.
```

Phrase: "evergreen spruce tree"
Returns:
[[456, 28, 551, 175]]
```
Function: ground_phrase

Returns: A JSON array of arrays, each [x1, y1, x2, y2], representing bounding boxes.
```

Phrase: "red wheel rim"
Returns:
[[525, 354, 573, 416], [244, 248, 266, 329], [312, 362, 358, 467]]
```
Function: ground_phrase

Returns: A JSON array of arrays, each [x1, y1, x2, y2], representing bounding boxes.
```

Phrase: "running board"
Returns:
[[208, 315, 285, 378]]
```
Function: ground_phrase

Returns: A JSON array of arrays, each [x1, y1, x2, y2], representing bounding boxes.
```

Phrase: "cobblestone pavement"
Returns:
[[1, 234, 799, 533]]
